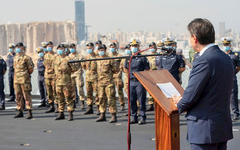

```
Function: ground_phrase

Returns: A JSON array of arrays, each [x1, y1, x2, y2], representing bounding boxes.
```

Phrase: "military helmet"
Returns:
[[130, 39, 141, 46], [164, 37, 175, 46], [41, 42, 48, 47], [70, 43, 76, 48], [86, 42, 94, 47], [149, 42, 157, 48], [8, 43, 15, 48], [36, 47, 44, 53], [157, 40, 164, 47], [110, 42, 117, 47], [221, 37, 232, 45], [95, 40, 102, 45], [16, 42, 24, 47]]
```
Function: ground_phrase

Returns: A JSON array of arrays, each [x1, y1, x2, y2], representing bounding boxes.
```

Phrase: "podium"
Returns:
[[134, 70, 184, 150]]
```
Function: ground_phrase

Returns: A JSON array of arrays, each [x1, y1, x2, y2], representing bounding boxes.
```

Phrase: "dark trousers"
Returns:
[[191, 142, 227, 150], [231, 76, 239, 115], [0, 77, 5, 106], [8, 72, 15, 101], [38, 77, 47, 104], [130, 80, 146, 119]]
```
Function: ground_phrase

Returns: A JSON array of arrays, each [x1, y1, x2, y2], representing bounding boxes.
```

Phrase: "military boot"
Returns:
[[147, 104, 154, 111], [96, 113, 106, 122], [26, 110, 33, 119], [109, 113, 117, 123], [45, 103, 55, 113], [55, 112, 65, 120], [80, 101, 85, 110], [55, 104, 59, 113], [14, 110, 24, 118], [84, 105, 93, 115], [68, 111, 73, 121], [96, 105, 100, 115], [120, 104, 125, 112]]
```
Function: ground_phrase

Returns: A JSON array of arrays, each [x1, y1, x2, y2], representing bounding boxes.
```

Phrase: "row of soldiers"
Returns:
[[0, 38, 188, 124]]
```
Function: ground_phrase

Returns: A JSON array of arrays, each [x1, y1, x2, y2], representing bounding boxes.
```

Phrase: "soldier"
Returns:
[[0, 55, 7, 110], [41, 42, 48, 53], [68, 43, 85, 110], [95, 40, 102, 51], [109, 42, 125, 111], [6, 43, 16, 102], [124, 40, 150, 125], [222, 37, 240, 120], [96, 45, 118, 123], [13, 43, 34, 119], [44, 41, 56, 113], [156, 38, 185, 83], [83, 42, 99, 115], [122, 44, 131, 95], [54, 44, 74, 121], [36, 47, 47, 107], [146, 42, 158, 111]]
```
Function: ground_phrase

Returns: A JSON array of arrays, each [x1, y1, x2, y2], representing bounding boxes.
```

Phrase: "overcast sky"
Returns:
[[0, 0, 239, 33]]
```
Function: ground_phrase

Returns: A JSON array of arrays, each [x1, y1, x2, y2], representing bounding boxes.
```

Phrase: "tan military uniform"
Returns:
[[14, 54, 34, 110], [147, 54, 157, 105], [110, 53, 124, 106], [97, 55, 117, 113], [68, 53, 85, 102], [82, 54, 98, 106], [43, 53, 56, 105], [55, 56, 74, 112]]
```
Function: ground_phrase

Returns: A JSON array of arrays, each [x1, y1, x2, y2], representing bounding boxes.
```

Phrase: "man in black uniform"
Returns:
[[37, 47, 47, 108], [6, 43, 16, 102], [222, 37, 240, 120], [124, 39, 150, 125], [156, 38, 186, 83], [0, 55, 7, 110]]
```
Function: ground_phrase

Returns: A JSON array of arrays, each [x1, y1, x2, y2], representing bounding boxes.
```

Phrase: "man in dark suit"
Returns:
[[174, 18, 234, 150]]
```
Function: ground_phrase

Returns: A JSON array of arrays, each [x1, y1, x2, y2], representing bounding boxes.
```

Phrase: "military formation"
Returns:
[[0, 37, 239, 123]]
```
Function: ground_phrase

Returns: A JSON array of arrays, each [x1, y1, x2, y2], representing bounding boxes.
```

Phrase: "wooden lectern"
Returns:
[[134, 69, 184, 150]]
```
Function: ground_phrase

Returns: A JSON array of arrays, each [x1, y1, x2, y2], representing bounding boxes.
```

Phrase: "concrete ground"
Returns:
[[0, 99, 239, 150]]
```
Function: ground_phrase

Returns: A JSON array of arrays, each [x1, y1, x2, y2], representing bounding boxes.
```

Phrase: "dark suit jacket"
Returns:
[[177, 45, 234, 144]]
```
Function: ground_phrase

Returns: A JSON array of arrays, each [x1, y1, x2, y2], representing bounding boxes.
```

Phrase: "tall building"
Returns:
[[75, 0, 86, 43]]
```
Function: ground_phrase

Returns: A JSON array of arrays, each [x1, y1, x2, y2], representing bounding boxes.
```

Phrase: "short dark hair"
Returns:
[[188, 18, 215, 45]]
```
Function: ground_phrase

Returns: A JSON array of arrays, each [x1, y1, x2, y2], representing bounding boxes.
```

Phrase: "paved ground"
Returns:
[[0, 99, 239, 150]]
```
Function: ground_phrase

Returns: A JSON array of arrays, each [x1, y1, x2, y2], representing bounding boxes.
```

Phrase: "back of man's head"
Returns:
[[188, 18, 215, 45]]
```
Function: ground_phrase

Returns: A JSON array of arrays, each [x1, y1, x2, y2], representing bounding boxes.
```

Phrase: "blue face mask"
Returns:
[[38, 52, 44, 58], [99, 51, 105, 56], [224, 46, 231, 52], [150, 49, 156, 53], [110, 48, 115, 53], [9, 48, 13, 53], [57, 49, 63, 55], [87, 49, 93, 54], [47, 47, 52, 52], [165, 46, 173, 49], [131, 47, 138, 53], [15, 48, 21, 53], [43, 48, 48, 52], [70, 48, 76, 53], [65, 48, 68, 52], [125, 49, 131, 55]]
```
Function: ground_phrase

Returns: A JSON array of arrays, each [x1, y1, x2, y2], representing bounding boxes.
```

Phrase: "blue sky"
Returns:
[[0, 0, 239, 33]]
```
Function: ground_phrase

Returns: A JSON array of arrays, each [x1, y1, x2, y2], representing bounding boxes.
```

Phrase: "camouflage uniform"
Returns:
[[147, 55, 157, 105], [82, 54, 98, 106], [43, 53, 56, 106], [55, 56, 74, 112], [68, 53, 85, 102], [14, 54, 34, 111], [97, 55, 117, 114], [110, 53, 124, 107]]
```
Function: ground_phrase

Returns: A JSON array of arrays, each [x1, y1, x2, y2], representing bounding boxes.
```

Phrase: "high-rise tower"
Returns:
[[75, 0, 85, 43]]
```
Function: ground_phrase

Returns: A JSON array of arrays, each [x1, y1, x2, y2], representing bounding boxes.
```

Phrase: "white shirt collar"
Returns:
[[199, 43, 215, 56]]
